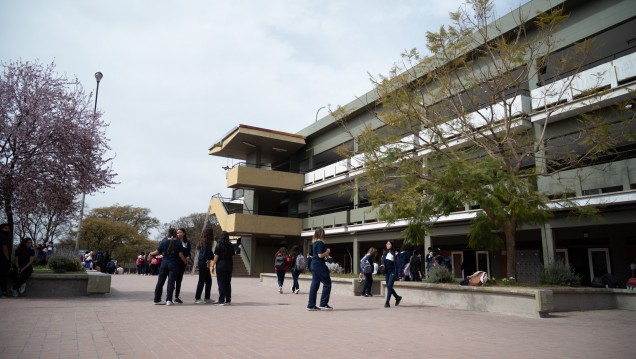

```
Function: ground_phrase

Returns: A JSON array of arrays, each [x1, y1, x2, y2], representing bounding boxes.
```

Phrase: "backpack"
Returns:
[[296, 254, 307, 271], [360, 255, 372, 274], [95, 251, 104, 263], [403, 259, 412, 279], [136, 257, 144, 266], [274, 255, 286, 270]]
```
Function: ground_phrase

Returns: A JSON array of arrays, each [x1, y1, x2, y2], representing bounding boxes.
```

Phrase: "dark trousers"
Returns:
[[11, 267, 33, 290], [292, 269, 301, 291], [216, 260, 233, 303], [362, 273, 373, 295], [154, 261, 178, 302], [276, 269, 286, 287], [174, 262, 186, 298], [195, 265, 212, 300], [0, 259, 10, 294], [385, 272, 399, 305], [307, 263, 331, 308], [136, 265, 144, 275]]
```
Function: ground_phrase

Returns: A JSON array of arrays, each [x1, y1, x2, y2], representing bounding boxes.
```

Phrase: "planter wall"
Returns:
[[20, 271, 111, 297], [261, 273, 636, 318]]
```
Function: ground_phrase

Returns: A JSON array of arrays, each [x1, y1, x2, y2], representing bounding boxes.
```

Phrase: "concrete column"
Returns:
[[424, 234, 432, 277], [353, 236, 359, 275], [541, 223, 555, 265]]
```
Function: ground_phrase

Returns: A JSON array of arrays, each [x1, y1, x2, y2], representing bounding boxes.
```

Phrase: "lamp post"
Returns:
[[315, 106, 326, 122], [75, 72, 103, 251]]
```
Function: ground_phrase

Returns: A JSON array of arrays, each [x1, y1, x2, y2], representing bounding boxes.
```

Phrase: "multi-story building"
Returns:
[[208, 0, 636, 285]]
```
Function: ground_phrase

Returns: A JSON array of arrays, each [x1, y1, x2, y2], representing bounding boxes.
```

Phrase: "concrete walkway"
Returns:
[[0, 274, 634, 358]]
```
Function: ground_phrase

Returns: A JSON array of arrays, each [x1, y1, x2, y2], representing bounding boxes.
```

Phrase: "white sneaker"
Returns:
[[194, 299, 203, 304], [204, 299, 213, 304], [294, 289, 300, 294], [165, 300, 174, 306], [19, 283, 26, 294], [279, 287, 283, 294], [153, 301, 166, 305]]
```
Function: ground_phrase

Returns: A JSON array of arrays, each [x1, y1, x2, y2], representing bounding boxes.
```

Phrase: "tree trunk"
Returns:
[[504, 225, 517, 278]]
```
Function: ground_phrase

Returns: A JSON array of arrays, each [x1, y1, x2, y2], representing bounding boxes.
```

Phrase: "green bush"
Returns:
[[539, 261, 582, 287], [48, 252, 83, 273], [426, 265, 455, 283]]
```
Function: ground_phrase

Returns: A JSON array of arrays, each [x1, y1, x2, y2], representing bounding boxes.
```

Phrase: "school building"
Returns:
[[207, 0, 636, 285]]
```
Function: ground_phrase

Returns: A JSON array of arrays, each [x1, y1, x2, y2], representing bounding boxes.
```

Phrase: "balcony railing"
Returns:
[[532, 51, 636, 109]]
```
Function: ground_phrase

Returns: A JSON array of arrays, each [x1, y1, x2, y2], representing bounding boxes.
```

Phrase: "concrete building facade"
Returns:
[[208, 0, 636, 285]]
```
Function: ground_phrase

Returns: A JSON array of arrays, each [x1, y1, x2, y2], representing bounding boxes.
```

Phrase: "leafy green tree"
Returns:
[[79, 205, 160, 266], [336, 0, 632, 277]]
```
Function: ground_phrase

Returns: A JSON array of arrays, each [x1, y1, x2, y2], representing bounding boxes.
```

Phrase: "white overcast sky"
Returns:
[[1, 0, 526, 234]]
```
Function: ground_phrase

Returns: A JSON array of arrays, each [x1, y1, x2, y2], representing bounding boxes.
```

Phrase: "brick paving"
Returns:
[[0, 274, 634, 358]]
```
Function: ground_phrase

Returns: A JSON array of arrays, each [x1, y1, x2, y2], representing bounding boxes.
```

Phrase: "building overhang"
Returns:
[[208, 124, 305, 162]]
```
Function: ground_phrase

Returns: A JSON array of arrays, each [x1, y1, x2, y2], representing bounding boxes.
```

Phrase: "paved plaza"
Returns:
[[0, 274, 634, 358]]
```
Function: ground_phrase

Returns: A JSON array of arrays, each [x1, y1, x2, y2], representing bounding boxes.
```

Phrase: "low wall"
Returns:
[[21, 271, 111, 297], [261, 273, 636, 318], [260, 273, 382, 296], [551, 287, 636, 312], [391, 281, 553, 318]]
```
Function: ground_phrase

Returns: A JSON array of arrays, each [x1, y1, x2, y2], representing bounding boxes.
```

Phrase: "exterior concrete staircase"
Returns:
[[232, 255, 250, 277]]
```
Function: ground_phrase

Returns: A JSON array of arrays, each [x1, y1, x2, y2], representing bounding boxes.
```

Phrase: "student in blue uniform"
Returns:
[[149, 228, 187, 305], [211, 231, 234, 305], [194, 227, 215, 304], [174, 228, 193, 303], [306, 227, 333, 311]]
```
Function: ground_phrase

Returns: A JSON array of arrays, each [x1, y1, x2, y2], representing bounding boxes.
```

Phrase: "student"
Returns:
[[0, 223, 11, 298], [210, 231, 234, 305], [360, 247, 377, 297], [306, 227, 333, 311], [136, 252, 145, 275], [149, 228, 187, 305], [174, 228, 192, 304], [290, 245, 304, 294], [194, 227, 215, 304], [382, 241, 402, 308], [274, 247, 291, 294], [11, 237, 35, 297]]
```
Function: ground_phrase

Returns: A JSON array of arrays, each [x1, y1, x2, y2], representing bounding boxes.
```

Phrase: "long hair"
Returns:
[[367, 247, 377, 260], [178, 227, 188, 242], [218, 231, 232, 258], [167, 228, 177, 253], [313, 227, 325, 242], [277, 247, 289, 256], [290, 245, 300, 258], [386, 241, 395, 256], [15, 237, 32, 256], [198, 227, 214, 251]]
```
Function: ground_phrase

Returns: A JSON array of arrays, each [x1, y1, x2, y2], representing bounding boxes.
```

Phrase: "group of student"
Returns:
[[0, 223, 36, 298], [149, 227, 235, 306], [272, 228, 334, 311]]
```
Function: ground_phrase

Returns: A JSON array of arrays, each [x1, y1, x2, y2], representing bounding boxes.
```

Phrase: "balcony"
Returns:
[[227, 165, 304, 191], [209, 195, 302, 237], [531, 51, 636, 119]]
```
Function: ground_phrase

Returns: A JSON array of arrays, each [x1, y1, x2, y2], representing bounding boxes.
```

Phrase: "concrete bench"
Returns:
[[20, 271, 111, 297]]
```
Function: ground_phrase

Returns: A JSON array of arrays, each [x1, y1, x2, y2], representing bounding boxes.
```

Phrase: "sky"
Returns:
[[1, 0, 527, 236]]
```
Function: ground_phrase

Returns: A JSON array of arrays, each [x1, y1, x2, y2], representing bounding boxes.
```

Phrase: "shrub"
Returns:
[[539, 261, 582, 287], [426, 265, 455, 283], [48, 251, 83, 273], [500, 277, 517, 286]]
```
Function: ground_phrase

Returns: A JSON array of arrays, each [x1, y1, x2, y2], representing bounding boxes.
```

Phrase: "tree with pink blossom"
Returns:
[[0, 59, 116, 241]]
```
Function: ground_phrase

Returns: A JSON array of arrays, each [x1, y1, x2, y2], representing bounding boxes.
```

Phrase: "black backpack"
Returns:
[[274, 255, 286, 269]]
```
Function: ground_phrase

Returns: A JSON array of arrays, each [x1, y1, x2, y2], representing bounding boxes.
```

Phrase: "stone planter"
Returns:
[[19, 271, 111, 297], [260, 273, 636, 318]]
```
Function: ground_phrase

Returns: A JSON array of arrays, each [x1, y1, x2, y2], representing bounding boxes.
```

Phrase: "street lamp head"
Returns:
[[95, 72, 103, 83]]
